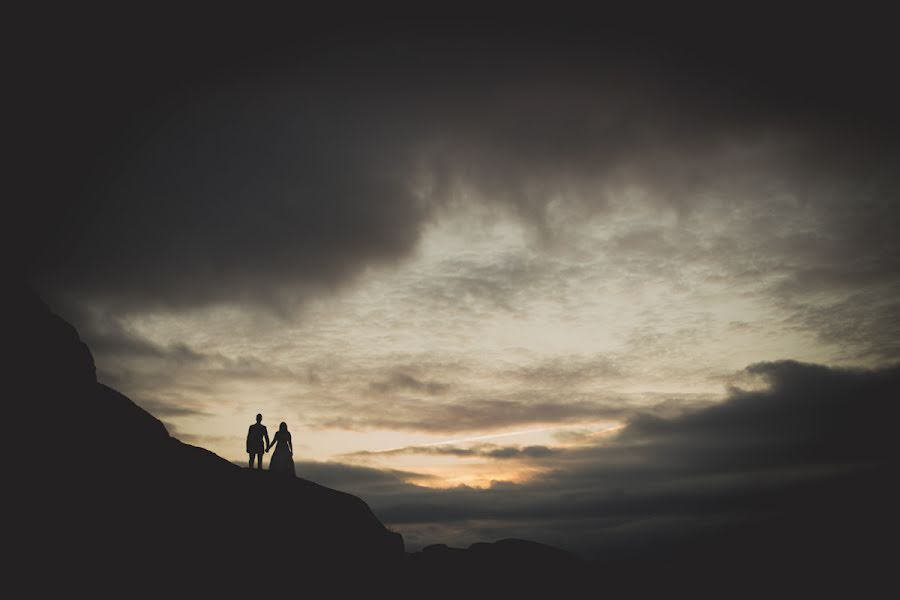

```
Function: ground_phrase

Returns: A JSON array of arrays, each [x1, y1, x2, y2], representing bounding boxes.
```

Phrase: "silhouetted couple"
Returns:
[[246, 413, 294, 475]]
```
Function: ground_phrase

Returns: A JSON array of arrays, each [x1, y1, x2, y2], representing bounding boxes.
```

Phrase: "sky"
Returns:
[[16, 12, 899, 554]]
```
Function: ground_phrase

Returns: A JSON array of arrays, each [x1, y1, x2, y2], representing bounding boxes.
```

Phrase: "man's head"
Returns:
[[255, 413, 262, 424]]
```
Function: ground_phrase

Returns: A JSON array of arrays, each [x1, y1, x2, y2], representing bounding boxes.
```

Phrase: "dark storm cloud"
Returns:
[[18, 15, 899, 321], [326, 361, 898, 554], [34, 96, 428, 312], [615, 360, 895, 469]]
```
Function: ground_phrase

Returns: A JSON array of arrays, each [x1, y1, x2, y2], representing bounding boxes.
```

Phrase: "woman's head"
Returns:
[[279, 422, 288, 432]]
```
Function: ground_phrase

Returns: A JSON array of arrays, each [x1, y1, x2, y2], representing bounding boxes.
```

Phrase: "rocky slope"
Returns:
[[14, 287, 403, 591]]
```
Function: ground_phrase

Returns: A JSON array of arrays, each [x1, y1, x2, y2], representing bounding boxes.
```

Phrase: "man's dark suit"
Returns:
[[247, 422, 269, 469]]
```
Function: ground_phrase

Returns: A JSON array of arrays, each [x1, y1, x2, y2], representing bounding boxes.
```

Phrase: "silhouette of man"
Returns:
[[246, 414, 270, 469]]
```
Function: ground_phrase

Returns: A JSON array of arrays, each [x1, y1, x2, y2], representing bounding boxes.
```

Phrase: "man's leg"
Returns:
[[254, 453, 262, 469]]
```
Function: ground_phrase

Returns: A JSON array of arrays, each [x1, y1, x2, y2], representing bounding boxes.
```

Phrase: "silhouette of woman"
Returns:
[[267, 422, 294, 475]]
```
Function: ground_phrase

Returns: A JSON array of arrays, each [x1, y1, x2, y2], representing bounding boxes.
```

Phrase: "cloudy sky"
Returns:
[[17, 12, 899, 554]]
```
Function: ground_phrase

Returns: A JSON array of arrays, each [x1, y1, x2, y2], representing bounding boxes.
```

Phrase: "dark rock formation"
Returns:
[[13, 286, 403, 592]]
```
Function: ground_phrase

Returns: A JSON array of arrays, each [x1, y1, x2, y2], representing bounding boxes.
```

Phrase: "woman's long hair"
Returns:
[[279, 422, 288, 433]]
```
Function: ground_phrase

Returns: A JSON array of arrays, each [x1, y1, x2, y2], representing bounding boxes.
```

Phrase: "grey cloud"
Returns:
[[368, 372, 450, 396], [345, 443, 559, 461], [73, 306, 299, 382], [287, 461, 436, 497], [508, 356, 625, 386], [64, 304, 207, 365], [405, 252, 564, 315], [778, 288, 900, 363], [136, 398, 211, 419], [316, 396, 626, 434], [174, 430, 238, 449]]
